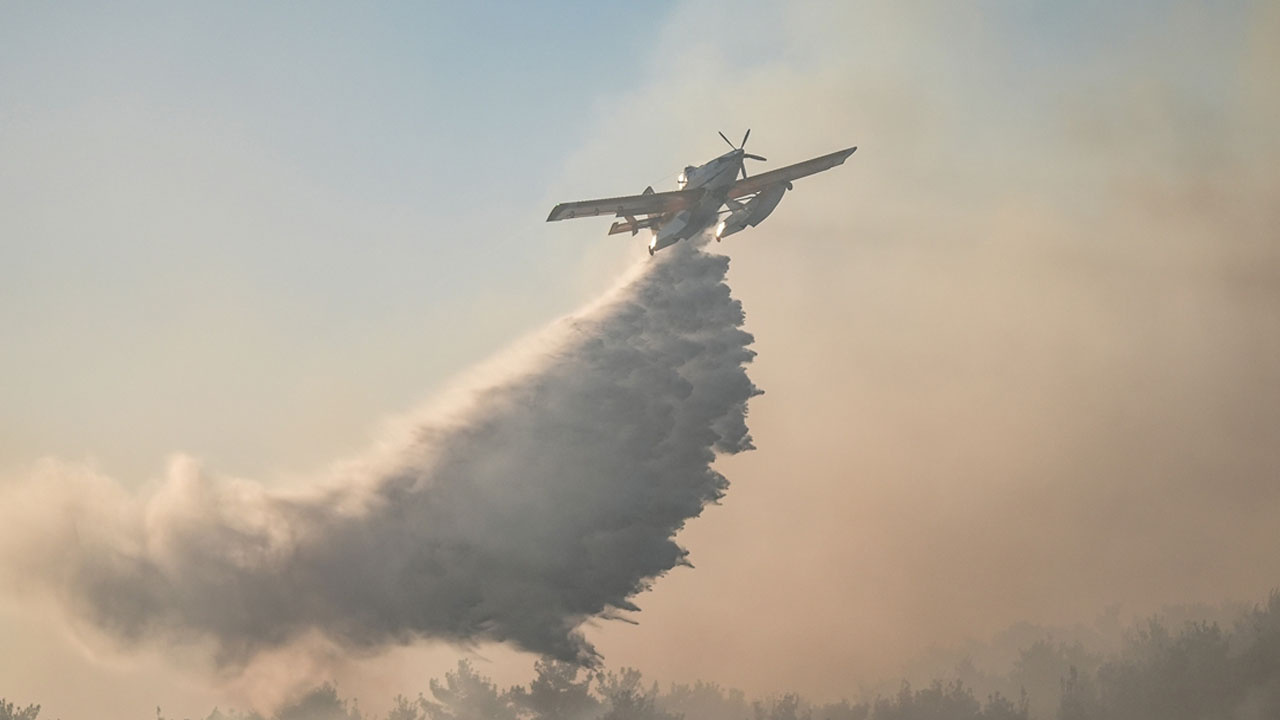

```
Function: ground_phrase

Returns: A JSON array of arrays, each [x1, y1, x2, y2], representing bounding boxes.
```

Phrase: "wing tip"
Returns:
[[831, 146, 857, 166]]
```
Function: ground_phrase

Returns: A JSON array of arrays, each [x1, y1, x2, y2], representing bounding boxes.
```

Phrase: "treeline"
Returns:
[[4, 591, 1278, 720], [185, 664, 1027, 720]]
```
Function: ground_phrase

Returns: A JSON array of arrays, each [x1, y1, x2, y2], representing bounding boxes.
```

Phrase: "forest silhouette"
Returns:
[[4, 590, 1279, 720]]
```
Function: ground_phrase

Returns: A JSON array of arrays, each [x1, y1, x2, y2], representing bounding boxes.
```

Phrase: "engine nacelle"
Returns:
[[651, 211, 690, 253], [714, 182, 791, 240], [715, 208, 752, 240], [744, 182, 788, 225]]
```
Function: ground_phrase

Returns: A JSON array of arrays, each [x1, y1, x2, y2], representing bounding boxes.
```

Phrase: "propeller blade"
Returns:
[[744, 153, 767, 161], [740, 165, 749, 180], [741, 129, 750, 148], [718, 131, 735, 149]]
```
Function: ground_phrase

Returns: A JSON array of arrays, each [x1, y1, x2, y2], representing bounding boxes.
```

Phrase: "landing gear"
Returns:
[[648, 245, 654, 256]]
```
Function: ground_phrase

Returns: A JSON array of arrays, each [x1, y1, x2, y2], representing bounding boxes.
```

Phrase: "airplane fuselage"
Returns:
[[649, 149, 745, 254]]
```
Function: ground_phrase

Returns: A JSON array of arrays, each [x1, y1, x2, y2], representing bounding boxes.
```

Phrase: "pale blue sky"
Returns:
[[1, 2, 682, 479]]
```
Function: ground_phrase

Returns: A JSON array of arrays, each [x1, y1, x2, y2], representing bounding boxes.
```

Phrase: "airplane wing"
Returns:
[[546, 187, 704, 222], [726, 146, 857, 200]]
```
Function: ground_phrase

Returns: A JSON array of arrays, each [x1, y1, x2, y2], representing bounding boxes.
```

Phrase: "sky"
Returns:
[[2, 2, 1279, 719]]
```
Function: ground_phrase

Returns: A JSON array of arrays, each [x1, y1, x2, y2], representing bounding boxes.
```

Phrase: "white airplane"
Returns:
[[547, 131, 856, 255]]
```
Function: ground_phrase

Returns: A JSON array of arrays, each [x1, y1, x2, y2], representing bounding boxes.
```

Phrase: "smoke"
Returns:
[[0, 239, 760, 668]]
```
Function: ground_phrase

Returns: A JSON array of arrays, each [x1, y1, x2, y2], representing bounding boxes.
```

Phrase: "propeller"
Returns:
[[717, 128, 768, 179]]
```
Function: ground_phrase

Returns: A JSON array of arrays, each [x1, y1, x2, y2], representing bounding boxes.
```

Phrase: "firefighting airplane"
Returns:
[[546, 130, 856, 255]]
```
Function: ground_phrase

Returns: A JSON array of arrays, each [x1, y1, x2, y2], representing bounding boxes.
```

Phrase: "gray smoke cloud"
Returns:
[[0, 239, 760, 667]]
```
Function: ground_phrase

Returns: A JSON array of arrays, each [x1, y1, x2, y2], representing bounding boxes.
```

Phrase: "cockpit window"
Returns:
[[678, 166, 695, 188]]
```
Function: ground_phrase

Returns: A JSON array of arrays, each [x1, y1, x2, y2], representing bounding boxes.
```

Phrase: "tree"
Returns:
[[662, 681, 751, 720], [1010, 639, 1099, 720], [274, 684, 363, 720], [868, 680, 1024, 720], [0, 700, 39, 720], [384, 695, 428, 720], [751, 693, 809, 720], [204, 707, 265, 720], [509, 658, 599, 720], [1090, 619, 1233, 720], [1058, 664, 1101, 720], [423, 660, 518, 720], [812, 699, 869, 720], [596, 669, 680, 720], [1234, 589, 1280, 720]]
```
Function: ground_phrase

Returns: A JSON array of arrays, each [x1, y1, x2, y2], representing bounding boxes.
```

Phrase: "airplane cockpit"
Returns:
[[676, 165, 696, 189]]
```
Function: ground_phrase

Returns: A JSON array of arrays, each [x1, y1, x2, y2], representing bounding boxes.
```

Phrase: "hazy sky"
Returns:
[[3, 2, 1279, 719]]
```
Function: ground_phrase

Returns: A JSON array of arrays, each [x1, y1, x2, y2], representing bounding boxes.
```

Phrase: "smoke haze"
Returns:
[[3, 2, 1280, 719], [0, 240, 759, 668]]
